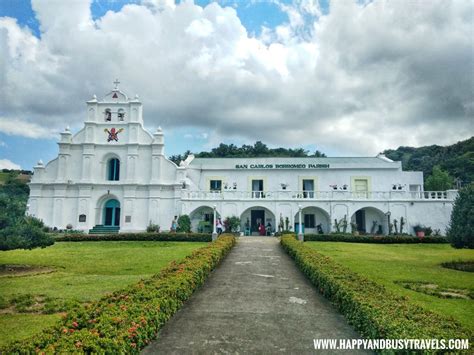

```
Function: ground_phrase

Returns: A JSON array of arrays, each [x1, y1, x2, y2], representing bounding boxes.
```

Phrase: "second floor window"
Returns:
[[108, 158, 120, 181], [210, 180, 222, 191]]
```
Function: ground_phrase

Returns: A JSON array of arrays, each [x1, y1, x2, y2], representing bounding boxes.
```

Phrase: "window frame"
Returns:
[[107, 158, 120, 181]]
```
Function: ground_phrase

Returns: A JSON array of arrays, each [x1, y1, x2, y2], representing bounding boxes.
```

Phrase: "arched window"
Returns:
[[107, 158, 120, 181], [118, 108, 125, 121], [105, 108, 112, 121]]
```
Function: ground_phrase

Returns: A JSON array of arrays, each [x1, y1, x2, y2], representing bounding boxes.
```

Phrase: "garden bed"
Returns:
[[281, 235, 472, 349], [1, 235, 236, 353], [442, 261, 474, 272], [303, 233, 448, 244], [55, 232, 211, 242]]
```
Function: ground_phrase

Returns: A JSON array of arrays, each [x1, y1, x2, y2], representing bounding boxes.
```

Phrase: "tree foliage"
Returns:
[[176, 214, 192, 233], [168, 141, 326, 165], [0, 171, 54, 251], [447, 184, 474, 249], [224, 216, 240, 233], [383, 136, 474, 187], [425, 166, 454, 191]]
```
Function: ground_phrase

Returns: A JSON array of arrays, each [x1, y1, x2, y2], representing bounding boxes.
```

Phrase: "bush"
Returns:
[[177, 215, 191, 233], [224, 216, 240, 233], [280, 236, 472, 348], [146, 222, 160, 233], [55, 232, 211, 242], [1, 235, 236, 353], [447, 184, 474, 249], [0, 216, 54, 251], [303, 233, 448, 244]]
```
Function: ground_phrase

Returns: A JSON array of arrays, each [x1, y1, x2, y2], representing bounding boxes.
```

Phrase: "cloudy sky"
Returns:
[[0, 0, 473, 170]]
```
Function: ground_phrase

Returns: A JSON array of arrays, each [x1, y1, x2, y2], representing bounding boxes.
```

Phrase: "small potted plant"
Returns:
[[413, 224, 425, 238]]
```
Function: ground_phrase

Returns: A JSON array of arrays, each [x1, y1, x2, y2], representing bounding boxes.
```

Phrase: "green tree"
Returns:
[[425, 165, 454, 191], [224, 216, 240, 233], [447, 184, 474, 249], [0, 171, 54, 251], [0, 215, 54, 251], [177, 215, 192, 233]]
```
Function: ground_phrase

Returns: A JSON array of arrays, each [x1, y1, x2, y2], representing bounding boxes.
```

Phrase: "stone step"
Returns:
[[89, 225, 120, 234]]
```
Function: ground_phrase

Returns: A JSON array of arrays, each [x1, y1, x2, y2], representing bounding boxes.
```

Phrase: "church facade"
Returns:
[[28, 84, 457, 235]]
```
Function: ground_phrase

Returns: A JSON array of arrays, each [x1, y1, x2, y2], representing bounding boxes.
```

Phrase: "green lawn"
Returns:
[[307, 242, 474, 331], [0, 241, 206, 346]]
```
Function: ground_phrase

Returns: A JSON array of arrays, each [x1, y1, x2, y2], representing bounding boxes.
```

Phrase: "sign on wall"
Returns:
[[235, 163, 330, 169]]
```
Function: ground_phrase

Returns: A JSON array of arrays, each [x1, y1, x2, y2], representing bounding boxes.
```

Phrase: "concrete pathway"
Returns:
[[143, 237, 368, 354]]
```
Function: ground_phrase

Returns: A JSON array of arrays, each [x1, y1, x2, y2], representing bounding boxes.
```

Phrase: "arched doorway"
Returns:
[[189, 206, 220, 233], [103, 199, 121, 226], [240, 206, 275, 236], [351, 207, 387, 234], [293, 207, 330, 234]]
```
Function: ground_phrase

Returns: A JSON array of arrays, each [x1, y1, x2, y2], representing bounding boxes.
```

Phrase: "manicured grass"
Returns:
[[0, 241, 206, 345], [306, 242, 474, 330]]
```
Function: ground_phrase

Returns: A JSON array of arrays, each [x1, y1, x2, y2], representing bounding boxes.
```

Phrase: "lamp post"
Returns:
[[212, 204, 218, 241], [298, 204, 303, 241]]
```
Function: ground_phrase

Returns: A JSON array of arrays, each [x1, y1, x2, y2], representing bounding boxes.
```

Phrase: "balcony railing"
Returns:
[[181, 190, 456, 201]]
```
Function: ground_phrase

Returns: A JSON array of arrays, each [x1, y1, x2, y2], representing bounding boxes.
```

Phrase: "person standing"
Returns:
[[266, 222, 272, 236], [216, 218, 223, 235], [171, 216, 178, 233]]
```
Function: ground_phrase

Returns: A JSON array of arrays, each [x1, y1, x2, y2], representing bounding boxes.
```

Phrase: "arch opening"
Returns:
[[351, 207, 387, 234], [189, 206, 220, 233], [293, 207, 330, 234], [240, 206, 275, 236]]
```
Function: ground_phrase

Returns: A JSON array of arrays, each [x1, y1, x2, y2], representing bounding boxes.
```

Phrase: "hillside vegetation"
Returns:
[[383, 136, 474, 186]]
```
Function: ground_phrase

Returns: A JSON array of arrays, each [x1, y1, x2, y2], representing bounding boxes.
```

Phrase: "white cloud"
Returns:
[[0, 0, 472, 154], [0, 117, 58, 139], [0, 159, 21, 170]]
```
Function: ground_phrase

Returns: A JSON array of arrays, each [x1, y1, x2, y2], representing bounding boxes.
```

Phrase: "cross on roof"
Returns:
[[113, 79, 120, 90]]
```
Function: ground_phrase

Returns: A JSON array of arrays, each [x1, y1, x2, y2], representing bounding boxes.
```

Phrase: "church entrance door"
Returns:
[[104, 199, 120, 226]]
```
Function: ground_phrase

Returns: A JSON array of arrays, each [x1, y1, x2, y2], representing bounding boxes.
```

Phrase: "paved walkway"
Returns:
[[143, 237, 368, 354]]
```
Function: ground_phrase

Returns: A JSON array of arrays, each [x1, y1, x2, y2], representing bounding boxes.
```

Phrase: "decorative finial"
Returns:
[[93, 94, 97, 99], [37, 159, 44, 166], [113, 79, 120, 90], [135, 94, 139, 99], [157, 126, 162, 132]]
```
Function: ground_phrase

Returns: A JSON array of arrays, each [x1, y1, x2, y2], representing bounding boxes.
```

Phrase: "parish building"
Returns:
[[27, 83, 457, 235]]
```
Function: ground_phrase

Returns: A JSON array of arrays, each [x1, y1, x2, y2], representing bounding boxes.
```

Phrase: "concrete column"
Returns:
[[212, 204, 218, 241], [298, 204, 303, 241]]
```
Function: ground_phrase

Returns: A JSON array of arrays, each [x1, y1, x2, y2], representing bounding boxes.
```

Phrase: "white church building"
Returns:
[[27, 83, 457, 235]]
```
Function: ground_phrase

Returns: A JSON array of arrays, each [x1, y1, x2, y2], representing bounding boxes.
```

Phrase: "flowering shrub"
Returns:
[[2, 235, 236, 353], [280, 235, 472, 347], [303, 233, 448, 244], [55, 232, 211, 242]]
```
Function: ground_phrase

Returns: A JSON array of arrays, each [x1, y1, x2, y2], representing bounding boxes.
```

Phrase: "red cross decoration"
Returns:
[[104, 127, 124, 142]]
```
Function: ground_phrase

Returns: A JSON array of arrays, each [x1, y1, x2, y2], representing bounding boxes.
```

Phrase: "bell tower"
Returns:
[[85, 80, 143, 125]]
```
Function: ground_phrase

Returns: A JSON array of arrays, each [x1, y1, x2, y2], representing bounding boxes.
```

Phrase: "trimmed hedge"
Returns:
[[303, 233, 448, 244], [55, 232, 211, 242], [2, 235, 236, 353], [281, 235, 472, 350]]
